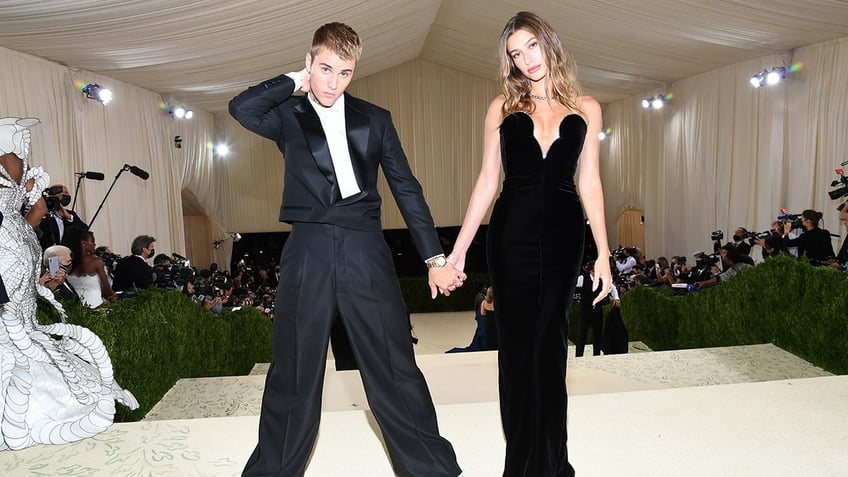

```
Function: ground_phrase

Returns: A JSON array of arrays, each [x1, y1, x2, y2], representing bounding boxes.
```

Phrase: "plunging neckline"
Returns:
[[516, 111, 581, 160]]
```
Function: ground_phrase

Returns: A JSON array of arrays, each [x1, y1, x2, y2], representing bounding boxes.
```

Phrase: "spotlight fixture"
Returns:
[[641, 94, 671, 110], [82, 83, 113, 105], [213, 232, 242, 250], [174, 135, 182, 149], [168, 105, 193, 119], [750, 66, 790, 88], [213, 143, 229, 156]]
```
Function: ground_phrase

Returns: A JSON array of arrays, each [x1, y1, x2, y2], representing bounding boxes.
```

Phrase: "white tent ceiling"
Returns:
[[1, 0, 847, 113]]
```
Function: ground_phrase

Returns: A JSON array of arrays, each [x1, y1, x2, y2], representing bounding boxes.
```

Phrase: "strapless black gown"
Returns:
[[487, 111, 586, 477]]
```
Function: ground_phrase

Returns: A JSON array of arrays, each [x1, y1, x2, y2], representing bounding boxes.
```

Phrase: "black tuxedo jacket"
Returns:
[[229, 74, 441, 260], [37, 209, 88, 250], [112, 255, 154, 291]]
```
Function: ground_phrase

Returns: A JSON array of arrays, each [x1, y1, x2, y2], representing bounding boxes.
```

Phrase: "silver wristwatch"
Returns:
[[425, 254, 447, 268]]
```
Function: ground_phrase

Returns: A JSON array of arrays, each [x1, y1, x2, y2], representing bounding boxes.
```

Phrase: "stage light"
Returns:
[[213, 232, 242, 249], [766, 66, 786, 85], [750, 70, 767, 88], [166, 104, 193, 119], [214, 144, 229, 156], [750, 66, 790, 88], [598, 127, 612, 141], [641, 94, 670, 110], [82, 83, 112, 104]]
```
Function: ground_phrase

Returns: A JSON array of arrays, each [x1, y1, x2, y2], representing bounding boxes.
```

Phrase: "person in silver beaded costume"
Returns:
[[0, 117, 138, 451]]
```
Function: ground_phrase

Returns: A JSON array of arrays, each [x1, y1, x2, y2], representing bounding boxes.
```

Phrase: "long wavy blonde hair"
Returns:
[[498, 12, 582, 117]]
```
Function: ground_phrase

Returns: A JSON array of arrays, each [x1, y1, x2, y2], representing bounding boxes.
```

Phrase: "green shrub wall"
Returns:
[[621, 254, 848, 374], [38, 288, 272, 422]]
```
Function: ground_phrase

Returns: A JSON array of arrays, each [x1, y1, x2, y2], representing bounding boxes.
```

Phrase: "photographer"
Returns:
[[112, 235, 156, 291], [182, 279, 224, 314], [761, 234, 788, 259], [712, 227, 753, 263], [94, 245, 120, 283], [688, 252, 719, 284], [694, 246, 752, 289], [36, 184, 88, 251], [753, 221, 783, 259], [614, 247, 638, 276], [37, 244, 77, 302], [781, 209, 835, 264]]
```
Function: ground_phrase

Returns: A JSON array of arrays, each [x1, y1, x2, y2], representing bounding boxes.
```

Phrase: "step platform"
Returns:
[[3, 375, 846, 476]]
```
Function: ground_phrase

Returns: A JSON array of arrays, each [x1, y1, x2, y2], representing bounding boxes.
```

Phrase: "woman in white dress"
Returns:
[[65, 229, 117, 308], [0, 117, 137, 451]]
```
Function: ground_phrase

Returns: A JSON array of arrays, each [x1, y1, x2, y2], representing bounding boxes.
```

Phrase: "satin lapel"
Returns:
[[345, 98, 370, 191], [294, 97, 337, 197]]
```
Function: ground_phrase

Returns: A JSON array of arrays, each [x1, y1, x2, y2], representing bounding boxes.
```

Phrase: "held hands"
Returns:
[[428, 262, 467, 299], [446, 252, 466, 274], [591, 258, 613, 307]]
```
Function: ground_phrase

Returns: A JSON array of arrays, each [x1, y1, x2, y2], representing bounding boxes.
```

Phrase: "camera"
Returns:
[[693, 251, 720, 267], [95, 249, 121, 274], [741, 229, 772, 241], [42, 185, 66, 212], [155, 263, 195, 289], [829, 167, 848, 201], [710, 230, 724, 241], [777, 211, 803, 230]]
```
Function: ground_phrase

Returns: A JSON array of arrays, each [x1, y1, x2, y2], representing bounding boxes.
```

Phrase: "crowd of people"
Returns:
[[612, 207, 848, 293], [30, 181, 281, 318]]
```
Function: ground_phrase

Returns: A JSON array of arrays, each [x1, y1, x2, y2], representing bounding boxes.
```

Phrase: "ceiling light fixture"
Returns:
[[168, 105, 193, 119], [81, 83, 113, 105], [213, 143, 229, 156], [641, 93, 671, 110], [750, 64, 800, 88]]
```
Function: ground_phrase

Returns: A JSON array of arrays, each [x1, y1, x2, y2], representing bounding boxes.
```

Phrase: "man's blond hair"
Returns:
[[310, 22, 362, 62]]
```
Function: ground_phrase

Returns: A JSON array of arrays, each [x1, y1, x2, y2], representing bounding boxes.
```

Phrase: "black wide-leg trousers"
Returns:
[[242, 223, 460, 477]]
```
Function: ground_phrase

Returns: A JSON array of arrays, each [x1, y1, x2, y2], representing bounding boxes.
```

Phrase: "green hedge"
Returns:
[[621, 254, 848, 374], [37, 288, 272, 422]]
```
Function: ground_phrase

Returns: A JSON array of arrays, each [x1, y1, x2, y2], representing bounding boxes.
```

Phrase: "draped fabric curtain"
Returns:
[[0, 46, 220, 262], [616, 209, 645, 257], [3, 35, 847, 269], [602, 37, 848, 260]]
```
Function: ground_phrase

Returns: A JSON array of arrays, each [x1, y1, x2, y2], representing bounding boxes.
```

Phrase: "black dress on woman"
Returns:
[[487, 111, 586, 476]]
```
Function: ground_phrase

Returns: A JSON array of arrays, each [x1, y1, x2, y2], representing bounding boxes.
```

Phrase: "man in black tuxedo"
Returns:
[[36, 184, 88, 251], [230, 22, 464, 477], [112, 235, 155, 291]]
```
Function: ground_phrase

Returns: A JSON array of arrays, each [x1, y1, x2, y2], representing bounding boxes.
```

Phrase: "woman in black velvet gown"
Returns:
[[448, 11, 612, 477]]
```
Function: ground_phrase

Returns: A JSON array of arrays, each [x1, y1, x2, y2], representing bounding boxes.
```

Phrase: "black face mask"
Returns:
[[59, 263, 72, 274], [59, 195, 71, 207], [732, 235, 742, 242], [148, 248, 155, 257]]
